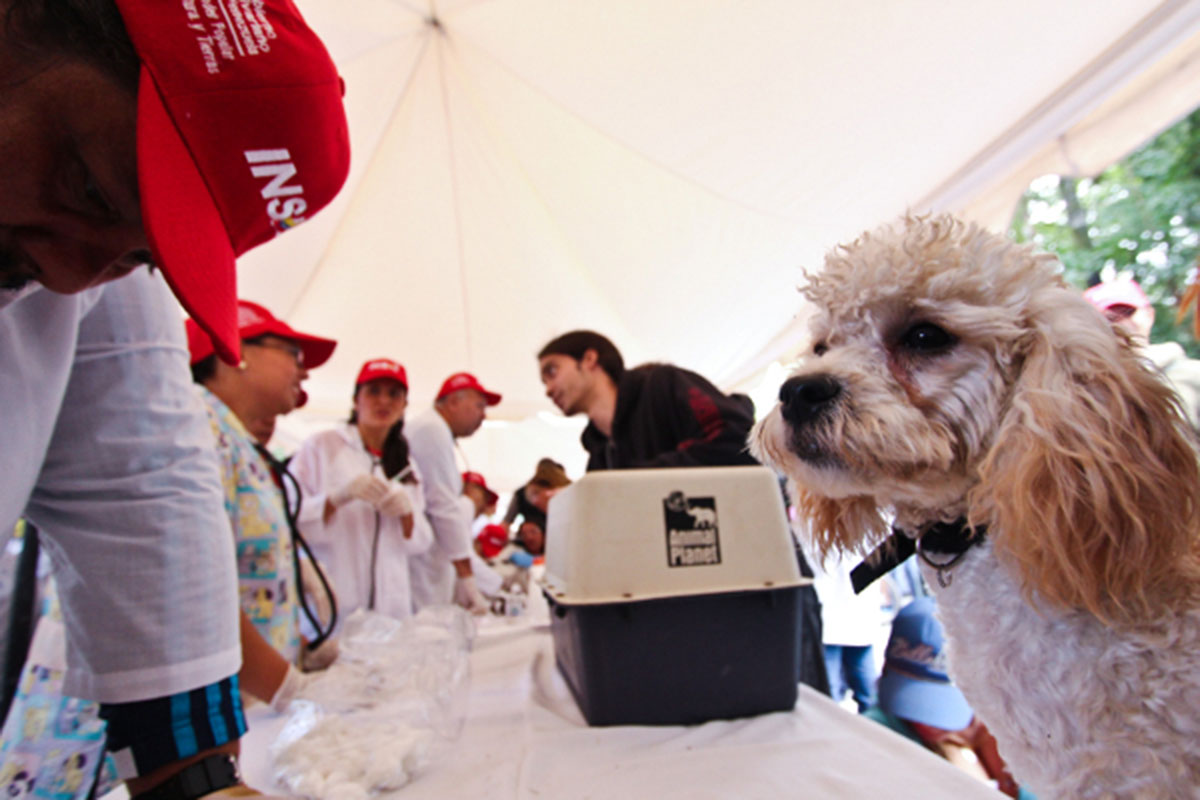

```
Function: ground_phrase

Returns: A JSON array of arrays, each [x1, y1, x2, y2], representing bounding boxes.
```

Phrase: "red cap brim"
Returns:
[[292, 334, 336, 370], [241, 315, 337, 369], [186, 309, 337, 368], [138, 69, 241, 365]]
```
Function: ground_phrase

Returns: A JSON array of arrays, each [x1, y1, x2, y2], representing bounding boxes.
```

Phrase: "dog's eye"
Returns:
[[813, 341, 828, 356], [900, 322, 956, 352]]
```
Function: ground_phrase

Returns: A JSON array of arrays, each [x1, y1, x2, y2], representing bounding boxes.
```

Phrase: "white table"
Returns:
[[129, 603, 999, 800], [104, 581, 1001, 800]]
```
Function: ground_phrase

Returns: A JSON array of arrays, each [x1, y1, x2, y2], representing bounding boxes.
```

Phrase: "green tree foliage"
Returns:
[[1010, 107, 1200, 354]]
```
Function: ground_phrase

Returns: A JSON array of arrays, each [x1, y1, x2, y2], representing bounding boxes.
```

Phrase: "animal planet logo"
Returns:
[[244, 148, 309, 232], [662, 490, 721, 567]]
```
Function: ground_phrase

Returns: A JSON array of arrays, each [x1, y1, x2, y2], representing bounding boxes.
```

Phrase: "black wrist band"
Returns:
[[131, 753, 240, 800]]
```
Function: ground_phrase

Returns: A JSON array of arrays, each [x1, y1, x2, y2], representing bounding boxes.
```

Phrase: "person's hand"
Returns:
[[269, 665, 308, 714], [329, 473, 390, 508], [378, 484, 413, 517], [300, 636, 339, 672], [453, 575, 489, 615], [297, 558, 336, 630], [378, 485, 415, 537]]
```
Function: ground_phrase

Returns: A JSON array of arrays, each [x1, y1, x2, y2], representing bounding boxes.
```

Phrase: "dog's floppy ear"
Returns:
[[970, 289, 1200, 624]]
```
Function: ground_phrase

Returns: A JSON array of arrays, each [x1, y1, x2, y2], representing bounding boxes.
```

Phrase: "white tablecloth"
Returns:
[[109, 603, 1002, 799]]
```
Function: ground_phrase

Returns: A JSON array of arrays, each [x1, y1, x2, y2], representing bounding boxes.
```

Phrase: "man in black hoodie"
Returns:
[[537, 330, 829, 694], [537, 330, 759, 470]]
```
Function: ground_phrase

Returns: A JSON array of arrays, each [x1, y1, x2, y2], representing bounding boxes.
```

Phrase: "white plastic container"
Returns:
[[541, 466, 810, 726], [543, 465, 806, 604]]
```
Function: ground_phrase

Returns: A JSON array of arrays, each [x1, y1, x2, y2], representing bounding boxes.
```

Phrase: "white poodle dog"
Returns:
[[751, 214, 1200, 799]]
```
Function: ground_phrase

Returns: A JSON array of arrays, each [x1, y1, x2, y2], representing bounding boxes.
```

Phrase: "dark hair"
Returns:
[[348, 392, 412, 481], [516, 517, 546, 555], [538, 330, 624, 384], [191, 355, 217, 385], [4, 0, 139, 88], [378, 421, 411, 481]]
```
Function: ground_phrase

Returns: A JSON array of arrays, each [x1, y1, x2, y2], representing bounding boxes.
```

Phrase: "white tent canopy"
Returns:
[[241, 0, 1200, 489]]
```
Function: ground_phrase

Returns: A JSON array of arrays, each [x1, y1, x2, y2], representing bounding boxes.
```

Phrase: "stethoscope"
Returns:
[[364, 453, 414, 611], [254, 445, 338, 651]]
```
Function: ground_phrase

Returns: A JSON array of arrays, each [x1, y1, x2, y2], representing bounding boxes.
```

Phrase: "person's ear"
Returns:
[[580, 349, 599, 371], [211, 355, 242, 383]]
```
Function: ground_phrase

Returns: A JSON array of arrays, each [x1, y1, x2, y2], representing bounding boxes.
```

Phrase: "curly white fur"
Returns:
[[751, 214, 1200, 799]]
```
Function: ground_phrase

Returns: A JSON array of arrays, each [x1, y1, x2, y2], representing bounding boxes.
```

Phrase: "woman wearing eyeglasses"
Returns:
[[188, 300, 341, 713], [289, 358, 434, 623]]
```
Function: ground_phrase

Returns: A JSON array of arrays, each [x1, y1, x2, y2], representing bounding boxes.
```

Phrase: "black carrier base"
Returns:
[[546, 586, 804, 726]]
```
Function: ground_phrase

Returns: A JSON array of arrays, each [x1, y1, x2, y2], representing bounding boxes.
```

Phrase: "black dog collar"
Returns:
[[850, 518, 987, 594]]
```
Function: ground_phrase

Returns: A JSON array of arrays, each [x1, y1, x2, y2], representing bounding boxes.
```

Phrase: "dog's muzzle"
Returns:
[[779, 374, 841, 427], [778, 374, 842, 466]]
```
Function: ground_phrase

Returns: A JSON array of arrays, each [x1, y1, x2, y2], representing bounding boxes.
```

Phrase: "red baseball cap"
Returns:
[[462, 471, 499, 505], [475, 524, 509, 559], [356, 358, 408, 390], [437, 372, 502, 405], [1083, 279, 1150, 312], [186, 300, 336, 368], [115, 0, 351, 365]]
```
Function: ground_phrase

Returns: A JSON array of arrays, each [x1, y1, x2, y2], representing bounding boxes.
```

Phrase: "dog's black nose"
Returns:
[[779, 375, 841, 425]]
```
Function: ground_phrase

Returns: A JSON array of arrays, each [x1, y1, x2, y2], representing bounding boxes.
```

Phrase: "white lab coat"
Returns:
[[405, 407, 476, 609], [0, 271, 240, 702], [290, 424, 433, 622]]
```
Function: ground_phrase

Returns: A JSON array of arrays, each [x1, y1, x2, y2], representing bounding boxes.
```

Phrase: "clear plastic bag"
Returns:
[[270, 703, 431, 800], [270, 606, 474, 797]]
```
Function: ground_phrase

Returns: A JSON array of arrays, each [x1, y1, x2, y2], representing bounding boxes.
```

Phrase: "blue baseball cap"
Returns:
[[877, 597, 974, 730]]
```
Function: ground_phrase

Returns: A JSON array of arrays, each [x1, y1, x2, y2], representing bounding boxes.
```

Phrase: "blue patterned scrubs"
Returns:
[[0, 579, 119, 800], [200, 388, 300, 663]]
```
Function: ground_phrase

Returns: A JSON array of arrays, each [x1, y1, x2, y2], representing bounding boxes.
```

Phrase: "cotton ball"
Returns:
[[273, 714, 433, 798], [362, 755, 407, 790], [282, 772, 323, 798], [360, 723, 430, 790], [403, 733, 432, 774], [324, 781, 369, 800]]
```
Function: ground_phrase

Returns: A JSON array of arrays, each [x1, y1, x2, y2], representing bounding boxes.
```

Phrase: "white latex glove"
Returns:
[[453, 575, 489, 616], [300, 635, 339, 672], [329, 473, 390, 508], [377, 484, 413, 517], [269, 665, 308, 713], [297, 557, 337, 630], [377, 485, 415, 538]]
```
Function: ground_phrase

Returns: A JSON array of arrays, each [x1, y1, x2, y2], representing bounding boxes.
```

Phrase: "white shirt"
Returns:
[[289, 424, 434, 621], [405, 408, 475, 563], [0, 270, 240, 703], [405, 407, 476, 609]]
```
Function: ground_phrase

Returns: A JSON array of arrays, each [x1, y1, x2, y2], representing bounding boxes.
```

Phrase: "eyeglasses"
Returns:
[[245, 339, 305, 367]]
